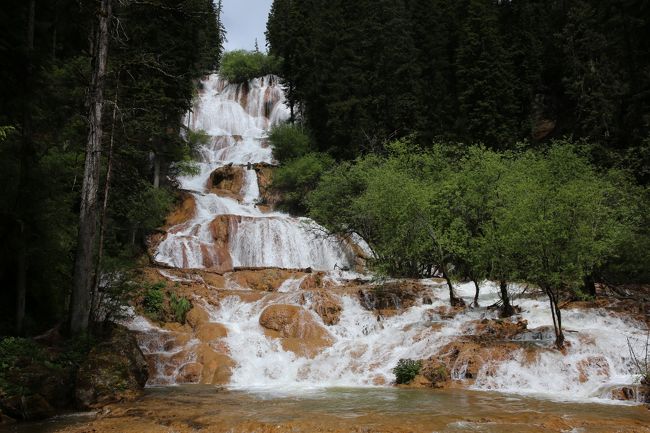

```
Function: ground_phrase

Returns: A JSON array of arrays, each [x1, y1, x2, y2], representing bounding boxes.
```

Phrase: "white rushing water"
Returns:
[[200, 281, 646, 404], [153, 74, 353, 271]]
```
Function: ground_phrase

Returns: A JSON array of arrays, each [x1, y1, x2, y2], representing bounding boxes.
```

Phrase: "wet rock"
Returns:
[[254, 163, 281, 211], [418, 338, 527, 387], [420, 361, 450, 388], [196, 344, 235, 385], [75, 326, 149, 410], [229, 269, 305, 292], [177, 363, 203, 384], [186, 306, 210, 329], [0, 394, 55, 421], [164, 192, 196, 228], [206, 215, 237, 272], [301, 290, 342, 325], [195, 323, 228, 342], [259, 304, 333, 357], [467, 318, 528, 340], [357, 280, 427, 313], [207, 164, 245, 201], [610, 384, 650, 403], [576, 356, 610, 383], [427, 306, 464, 320], [299, 272, 331, 290]]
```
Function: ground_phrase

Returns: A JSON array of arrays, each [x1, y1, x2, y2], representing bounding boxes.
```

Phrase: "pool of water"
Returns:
[[3, 386, 649, 433]]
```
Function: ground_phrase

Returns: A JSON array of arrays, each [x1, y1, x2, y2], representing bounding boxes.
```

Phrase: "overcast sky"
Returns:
[[222, 0, 274, 52]]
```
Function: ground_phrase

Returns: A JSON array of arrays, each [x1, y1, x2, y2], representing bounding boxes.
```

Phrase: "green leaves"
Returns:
[[270, 123, 312, 163], [393, 358, 422, 384], [218, 50, 282, 83], [307, 139, 641, 290]]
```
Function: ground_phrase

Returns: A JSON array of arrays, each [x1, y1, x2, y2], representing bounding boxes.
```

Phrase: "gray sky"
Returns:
[[222, 0, 274, 52]]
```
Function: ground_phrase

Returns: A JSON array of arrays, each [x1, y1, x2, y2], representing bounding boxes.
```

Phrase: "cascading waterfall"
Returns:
[[203, 282, 646, 402], [153, 74, 354, 271], [132, 73, 648, 407]]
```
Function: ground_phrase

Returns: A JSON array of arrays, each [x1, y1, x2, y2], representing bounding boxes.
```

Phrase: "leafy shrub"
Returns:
[[143, 284, 165, 320], [393, 358, 422, 384], [170, 294, 192, 324], [272, 152, 334, 214], [270, 123, 311, 163], [219, 50, 281, 83]]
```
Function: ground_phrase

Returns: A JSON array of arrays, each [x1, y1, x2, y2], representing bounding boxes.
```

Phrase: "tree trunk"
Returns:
[[442, 263, 464, 307], [15, 222, 27, 335], [583, 274, 596, 298], [153, 155, 161, 189], [90, 81, 119, 323], [545, 285, 565, 349], [70, 0, 112, 334], [472, 279, 480, 307], [499, 279, 515, 317]]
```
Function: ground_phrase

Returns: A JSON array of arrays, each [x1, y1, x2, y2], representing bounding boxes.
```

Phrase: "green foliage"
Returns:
[[170, 294, 192, 324], [267, 0, 650, 178], [270, 123, 312, 163], [393, 358, 422, 384], [143, 284, 165, 320], [0, 0, 224, 334], [272, 152, 334, 214], [219, 50, 282, 83]]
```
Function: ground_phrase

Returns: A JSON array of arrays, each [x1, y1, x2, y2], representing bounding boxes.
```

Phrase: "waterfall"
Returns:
[[154, 74, 354, 271], [133, 74, 648, 406]]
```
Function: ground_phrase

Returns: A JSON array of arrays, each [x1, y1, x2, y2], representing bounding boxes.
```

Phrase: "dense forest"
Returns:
[[0, 0, 224, 336], [264, 0, 650, 347], [266, 0, 650, 176]]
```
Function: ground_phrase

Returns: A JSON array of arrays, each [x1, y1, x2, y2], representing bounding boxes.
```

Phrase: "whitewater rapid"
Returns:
[[153, 74, 353, 271]]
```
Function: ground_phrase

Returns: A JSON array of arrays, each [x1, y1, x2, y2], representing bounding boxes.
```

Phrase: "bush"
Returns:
[[143, 284, 165, 320], [393, 358, 422, 384], [219, 50, 281, 83], [270, 123, 311, 163], [272, 152, 334, 214], [170, 294, 192, 324]]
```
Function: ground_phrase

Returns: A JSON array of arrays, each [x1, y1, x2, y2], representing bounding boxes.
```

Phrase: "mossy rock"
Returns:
[[75, 326, 148, 409]]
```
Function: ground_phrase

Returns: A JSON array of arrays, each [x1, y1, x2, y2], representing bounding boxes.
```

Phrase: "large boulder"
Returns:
[[196, 344, 235, 385], [205, 215, 239, 272], [259, 304, 334, 358], [207, 164, 245, 200], [195, 322, 228, 342], [300, 291, 342, 325], [75, 326, 149, 410]]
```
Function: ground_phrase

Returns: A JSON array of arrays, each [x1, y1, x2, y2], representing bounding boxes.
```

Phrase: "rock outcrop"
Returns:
[[357, 280, 428, 315], [75, 326, 149, 409], [164, 192, 196, 228], [207, 164, 245, 201], [300, 290, 342, 325], [259, 304, 334, 358], [228, 268, 307, 292], [254, 163, 281, 212]]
